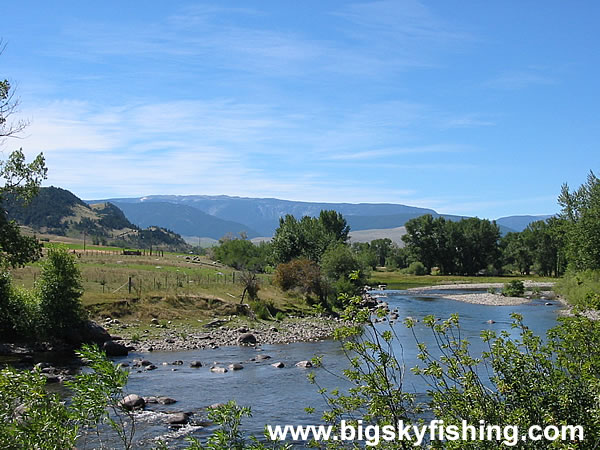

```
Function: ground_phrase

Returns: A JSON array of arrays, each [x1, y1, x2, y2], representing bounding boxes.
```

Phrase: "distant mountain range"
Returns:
[[89, 194, 554, 244], [495, 215, 554, 232], [112, 201, 261, 240]]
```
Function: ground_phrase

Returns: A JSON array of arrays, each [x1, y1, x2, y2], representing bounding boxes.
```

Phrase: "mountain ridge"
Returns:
[[87, 194, 554, 243]]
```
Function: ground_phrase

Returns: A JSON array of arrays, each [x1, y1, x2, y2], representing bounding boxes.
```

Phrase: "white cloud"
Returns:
[[485, 70, 556, 90]]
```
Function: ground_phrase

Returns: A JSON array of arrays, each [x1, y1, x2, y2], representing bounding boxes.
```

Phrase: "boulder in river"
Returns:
[[157, 396, 177, 405], [189, 360, 203, 368], [295, 360, 313, 368], [210, 366, 228, 373], [103, 340, 129, 357], [119, 394, 145, 411], [271, 362, 285, 368], [237, 333, 257, 345], [80, 320, 112, 345], [166, 412, 190, 425], [228, 363, 244, 371]]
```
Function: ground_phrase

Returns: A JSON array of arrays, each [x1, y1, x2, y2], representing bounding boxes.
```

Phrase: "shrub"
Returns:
[[273, 258, 322, 296], [250, 300, 276, 320], [502, 279, 525, 297], [0, 273, 40, 340], [240, 271, 260, 303], [0, 345, 132, 449], [404, 261, 427, 275], [38, 247, 86, 339], [310, 297, 600, 450]]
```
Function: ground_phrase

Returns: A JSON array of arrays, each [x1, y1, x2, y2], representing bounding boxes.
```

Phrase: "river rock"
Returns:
[[103, 340, 129, 357], [172, 360, 184, 365], [42, 373, 60, 383], [271, 362, 285, 368], [133, 359, 153, 367], [208, 403, 225, 409], [210, 366, 228, 373], [256, 354, 271, 360], [295, 360, 313, 368], [166, 412, 189, 425], [80, 320, 112, 344], [228, 363, 244, 371], [157, 396, 177, 405], [145, 364, 157, 371], [190, 360, 203, 368], [119, 394, 145, 411], [237, 333, 257, 345], [486, 320, 496, 324], [13, 404, 27, 424]]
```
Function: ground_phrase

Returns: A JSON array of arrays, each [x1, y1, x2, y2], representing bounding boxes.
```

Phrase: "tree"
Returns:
[[370, 238, 393, 267], [212, 238, 266, 271], [351, 242, 378, 270], [501, 231, 534, 275], [402, 214, 437, 273], [559, 171, 600, 270], [320, 243, 367, 298], [38, 247, 86, 339], [1, 54, 48, 268], [271, 210, 349, 264], [1, 45, 28, 141], [403, 215, 500, 275]]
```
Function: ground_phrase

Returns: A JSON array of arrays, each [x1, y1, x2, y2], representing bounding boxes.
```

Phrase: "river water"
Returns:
[[98, 289, 562, 448]]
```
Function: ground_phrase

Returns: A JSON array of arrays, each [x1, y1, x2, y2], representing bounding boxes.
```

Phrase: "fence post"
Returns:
[[128, 276, 132, 294]]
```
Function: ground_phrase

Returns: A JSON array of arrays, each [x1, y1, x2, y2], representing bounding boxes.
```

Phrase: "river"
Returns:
[[93, 289, 563, 448]]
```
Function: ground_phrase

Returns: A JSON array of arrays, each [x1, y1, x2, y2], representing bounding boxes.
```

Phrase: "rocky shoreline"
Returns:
[[107, 315, 347, 353], [406, 282, 558, 306]]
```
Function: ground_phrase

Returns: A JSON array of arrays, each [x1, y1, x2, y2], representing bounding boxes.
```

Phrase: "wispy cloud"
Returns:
[[325, 144, 467, 161], [335, 0, 471, 44], [439, 115, 495, 129], [484, 70, 556, 90]]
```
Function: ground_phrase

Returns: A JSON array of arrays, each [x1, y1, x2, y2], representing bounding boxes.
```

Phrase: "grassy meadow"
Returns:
[[9, 245, 312, 329]]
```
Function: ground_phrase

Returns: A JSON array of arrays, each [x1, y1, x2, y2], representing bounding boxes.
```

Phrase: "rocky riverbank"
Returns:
[[106, 315, 347, 353], [406, 282, 557, 306]]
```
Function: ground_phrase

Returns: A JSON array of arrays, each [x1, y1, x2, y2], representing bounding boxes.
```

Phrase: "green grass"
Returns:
[[9, 250, 311, 324], [555, 270, 600, 306], [42, 242, 126, 252], [369, 270, 557, 290]]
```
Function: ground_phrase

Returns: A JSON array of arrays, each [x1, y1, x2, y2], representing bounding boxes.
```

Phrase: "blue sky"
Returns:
[[2, 1, 599, 219]]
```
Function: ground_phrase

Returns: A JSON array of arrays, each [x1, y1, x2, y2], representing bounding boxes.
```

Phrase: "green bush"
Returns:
[[0, 273, 40, 340], [501, 279, 525, 297], [403, 261, 427, 275], [38, 247, 86, 339], [309, 297, 600, 449], [250, 300, 276, 320], [0, 345, 131, 449]]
